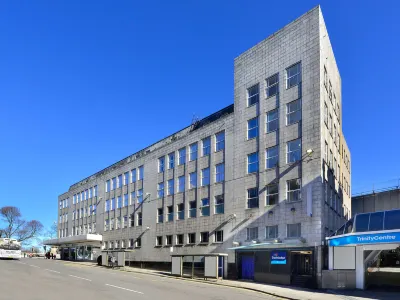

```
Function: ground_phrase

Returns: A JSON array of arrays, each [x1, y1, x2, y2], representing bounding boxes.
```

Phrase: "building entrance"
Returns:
[[291, 251, 312, 275]]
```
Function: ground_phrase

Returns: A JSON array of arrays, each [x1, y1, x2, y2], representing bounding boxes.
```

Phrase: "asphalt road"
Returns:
[[0, 258, 275, 300]]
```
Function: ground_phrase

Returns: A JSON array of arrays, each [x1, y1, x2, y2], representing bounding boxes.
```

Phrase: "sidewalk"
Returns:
[[57, 260, 399, 300]]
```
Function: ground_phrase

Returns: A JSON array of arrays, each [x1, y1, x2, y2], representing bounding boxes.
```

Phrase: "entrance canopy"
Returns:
[[44, 234, 103, 246]]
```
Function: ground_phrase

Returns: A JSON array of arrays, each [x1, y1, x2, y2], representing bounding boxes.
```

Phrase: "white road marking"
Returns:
[[45, 269, 61, 274], [18, 262, 27, 265], [105, 284, 143, 294], [29, 265, 40, 268], [69, 275, 92, 281]]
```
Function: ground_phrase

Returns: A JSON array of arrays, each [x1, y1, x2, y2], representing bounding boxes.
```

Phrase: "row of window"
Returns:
[[72, 223, 96, 236], [104, 190, 143, 212], [157, 164, 224, 198], [247, 99, 301, 140], [104, 213, 142, 231], [246, 223, 301, 240], [247, 179, 301, 208], [247, 138, 301, 173], [59, 198, 70, 209], [158, 132, 225, 172], [157, 195, 225, 222], [105, 166, 144, 192], [72, 186, 98, 205], [247, 62, 302, 107], [323, 66, 340, 124], [71, 205, 97, 220]]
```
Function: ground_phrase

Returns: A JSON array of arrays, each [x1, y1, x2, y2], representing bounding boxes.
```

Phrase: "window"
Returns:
[[137, 189, 143, 203], [166, 235, 172, 246], [287, 138, 301, 163], [131, 169, 136, 183], [167, 179, 174, 195], [138, 166, 144, 180], [123, 215, 128, 228], [158, 157, 165, 172], [247, 227, 258, 240], [176, 234, 184, 245], [117, 175, 122, 188], [111, 198, 115, 210], [215, 131, 225, 151], [247, 152, 259, 173], [123, 172, 129, 186], [156, 236, 163, 246], [337, 103, 340, 124], [178, 148, 186, 165], [202, 137, 211, 156], [157, 208, 163, 223], [384, 210, 400, 230], [215, 163, 224, 183], [189, 172, 197, 189], [130, 191, 136, 205], [177, 176, 185, 193], [129, 239, 134, 248], [137, 212, 142, 226], [106, 180, 110, 192], [135, 238, 141, 248], [266, 225, 278, 239], [177, 203, 184, 220], [287, 223, 301, 238], [287, 99, 301, 125], [286, 63, 301, 88], [324, 102, 328, 126], [94, 185, 97, 197], [189, 200, 196, 218], [200, 232, 209, 243], [329, 114, 332, 135], [324, 66, 328, 89], [116, 217, 121, 229], [215, 195, 224, 214], [110, 218, 114, 230], [201, 168, 210, 186], [168, 153, 175, 169], [329, 150, 333, 168], [111, 177, 116, 190], [188, 233, 196, 244], [73, 194, 76, 204], [369, 212, 384, 231], [124, 194, 129, 207], [287, 179, 301, 202], [266, 146, 278, 169], [266, 73, 279, 97], [247, 118, 258, 139], [214, 230, 223, 243], [105, 199, 110, 212], [247, 84, 259, 106], [266, 184, 278, 205], [324, 141, 328, 163], [247, 188, 259, 208], [334, 158, 337, 177], [266, 109, 278, 133], [117, 196, 122, 208], [157, 182, 164, 198], [334, 125, 337, 145], [167, 206, 173, 222], [200, 198, 210, 216], [329, 81, 332, 101], [189, 143, 198, 161]]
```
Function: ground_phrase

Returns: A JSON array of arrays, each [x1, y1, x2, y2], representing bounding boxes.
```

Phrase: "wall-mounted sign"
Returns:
[[328, 232, 400, 247], [270, 251, 286, 264]]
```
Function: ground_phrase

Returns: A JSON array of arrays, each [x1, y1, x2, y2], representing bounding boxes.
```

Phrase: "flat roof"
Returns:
[[44, 234, 102, 246]]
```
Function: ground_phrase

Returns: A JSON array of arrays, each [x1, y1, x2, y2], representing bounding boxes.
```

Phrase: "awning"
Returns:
[[43, 234, 103, 246]]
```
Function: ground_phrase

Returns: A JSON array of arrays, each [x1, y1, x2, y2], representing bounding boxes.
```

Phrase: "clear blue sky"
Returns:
[[0, 0, 399, 230]]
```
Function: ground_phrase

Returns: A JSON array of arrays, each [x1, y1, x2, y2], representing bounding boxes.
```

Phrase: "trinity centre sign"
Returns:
[[328, 232, 400, 247]]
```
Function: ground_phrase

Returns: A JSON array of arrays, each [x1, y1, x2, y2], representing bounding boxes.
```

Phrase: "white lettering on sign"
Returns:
[[356, 235, 396, 242]]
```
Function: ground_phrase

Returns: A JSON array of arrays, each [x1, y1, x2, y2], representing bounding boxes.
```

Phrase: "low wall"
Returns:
[[321, 270, 356, 289]]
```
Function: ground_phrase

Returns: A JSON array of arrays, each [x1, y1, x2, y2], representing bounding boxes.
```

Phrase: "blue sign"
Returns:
[[328, 232, 400, 247], [270, 251, 286, 265]]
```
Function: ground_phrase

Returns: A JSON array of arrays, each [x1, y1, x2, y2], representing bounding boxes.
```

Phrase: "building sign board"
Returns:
[[328, 232, 400, 247], [270, 251, 286, 264]]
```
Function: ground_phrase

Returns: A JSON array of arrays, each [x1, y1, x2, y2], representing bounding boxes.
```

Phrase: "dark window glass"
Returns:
[[343, 218, 353, 234], [355, 213, 370, 232], [369, 212, 384, 231], [384, 210, 400, 230]]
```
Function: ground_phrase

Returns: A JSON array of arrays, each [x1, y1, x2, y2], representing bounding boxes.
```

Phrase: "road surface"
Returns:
[[0, 258, 276, 300]]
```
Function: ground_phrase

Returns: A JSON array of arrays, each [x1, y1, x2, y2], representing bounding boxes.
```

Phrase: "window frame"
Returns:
[[247, 84, 259, 107], [286, 62, 301, 89], [247, 152, 259, 173], [215, 131, 225, 152], [214, 194, 224, 214], [189, 143, 198, 161], [266, 73, 279, 98], [215, 163, 225, 183], [266, 145, 278, 169], [247, 117, 259, 140], [266, 184, 278, 206], [286, 138, 301, 163], [287, 179, 301, 202], [286, 98, 302, 125], [158, 157, 165, 173], [246, 227, 258, 241], [247, 187, 259, 208], [201, 167, 210, 186], [202, 137, 211, 156], [266, 225, 278, 239], [178, 148, 186, 165], [200, 198, 210, 216]]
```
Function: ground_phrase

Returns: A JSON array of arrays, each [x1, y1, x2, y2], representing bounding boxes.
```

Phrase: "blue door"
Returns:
[[241, 256, 254, 280]]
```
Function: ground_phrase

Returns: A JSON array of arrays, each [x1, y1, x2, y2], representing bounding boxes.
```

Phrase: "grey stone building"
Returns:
[[49, 6, 351, 288], [352, 186, 400, 215]]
